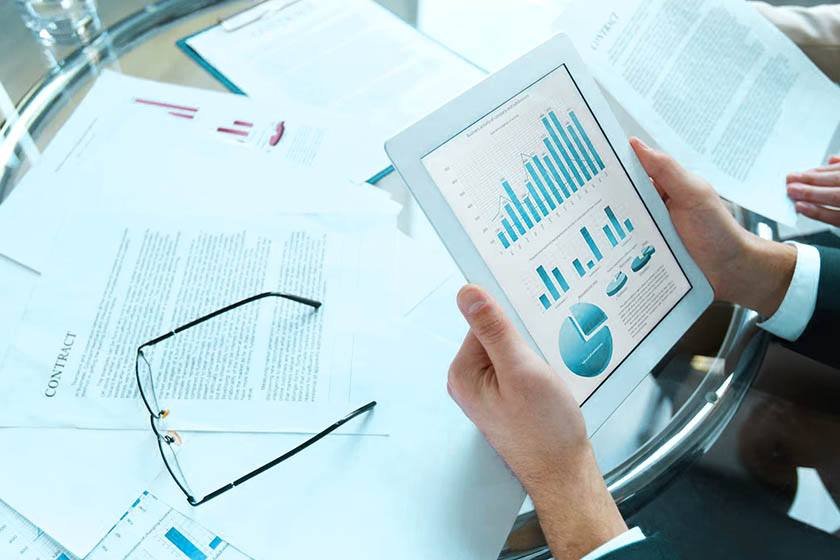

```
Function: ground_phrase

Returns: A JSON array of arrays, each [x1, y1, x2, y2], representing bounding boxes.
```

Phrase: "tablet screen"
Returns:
[[421, 64, 691, 404]]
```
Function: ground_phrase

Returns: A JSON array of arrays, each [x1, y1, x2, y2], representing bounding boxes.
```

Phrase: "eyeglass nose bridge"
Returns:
[[151, 413, 183, 446]]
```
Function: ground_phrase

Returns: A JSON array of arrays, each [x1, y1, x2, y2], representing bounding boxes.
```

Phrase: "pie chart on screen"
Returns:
[[558, 302, 613, 377]]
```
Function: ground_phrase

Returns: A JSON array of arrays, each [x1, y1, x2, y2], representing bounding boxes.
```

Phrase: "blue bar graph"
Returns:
[[567, 124, 598, 177], [209, 537, 222, 550], [542, 116, 583, 187], [525, 162, 554, 211], [550, 111, 591, 181], [570, 111, 605, 170], [580, 227, 603, 261], [533, 157, 560, 209], [624, 218, 634, 232], [524, 196, 542, 223], [551, 267, 570, 291], [604, 206, 626, 240], [505, 204, 526, 235], [543, 156, 570, 199], [503, 180, 534, 228], [165, 527, 207, 560], [543, 138, 577, 193], [502, 218, 518, 242], [537, 265, 561, 300], [603, 225, 618, 247], [493, 108, 609, 248], [525, 180, 548, 216], [587, 260, 595, 269], [539, 294, 551, 309], [573, 259, 586, 277]]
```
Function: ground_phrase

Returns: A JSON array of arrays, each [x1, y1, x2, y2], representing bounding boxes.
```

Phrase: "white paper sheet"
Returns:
[[87, 71, 384, 182], [185, 0, 485, 153], [559, 0, 840, 225], [788, 466, 840, 534], [0, 211, 397, 434], [0, 489, 254, 560], [150, 323, 525, 560], [0, 70, 396, 273], [0, 428, 161, 558]]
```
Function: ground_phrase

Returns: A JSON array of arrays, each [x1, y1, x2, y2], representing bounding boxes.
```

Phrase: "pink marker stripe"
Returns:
[[233, 120, 254, 127], [134, 98, 199, 112], [169, 112, 195, 119], [217, 127, 249, 137]]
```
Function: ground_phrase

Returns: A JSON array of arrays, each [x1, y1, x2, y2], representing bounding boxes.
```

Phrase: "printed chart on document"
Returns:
[[0, 493, 251, 560], [422, 65, 690, 404]]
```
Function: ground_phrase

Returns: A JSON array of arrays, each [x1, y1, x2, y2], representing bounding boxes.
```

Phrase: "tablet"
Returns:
[[385, 35, 712, 433]]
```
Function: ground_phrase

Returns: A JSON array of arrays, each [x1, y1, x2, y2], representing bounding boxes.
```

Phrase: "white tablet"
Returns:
[[385, 35, 712, 433]]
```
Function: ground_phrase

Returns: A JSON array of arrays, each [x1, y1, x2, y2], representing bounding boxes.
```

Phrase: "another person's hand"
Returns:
[[786, 155, 840, 226], [449, 284, 627, 559], [630, 138, 796, 318]]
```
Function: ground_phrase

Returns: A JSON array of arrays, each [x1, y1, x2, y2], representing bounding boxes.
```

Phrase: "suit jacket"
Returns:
[[783, 244, 840, 369], [599, 534, 678, 559]]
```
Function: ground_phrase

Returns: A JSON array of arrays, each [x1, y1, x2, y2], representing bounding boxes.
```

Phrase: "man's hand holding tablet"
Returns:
[[446, 138, 798, 559], [386, 35, 713, 432], [388, 34, 804, 559]]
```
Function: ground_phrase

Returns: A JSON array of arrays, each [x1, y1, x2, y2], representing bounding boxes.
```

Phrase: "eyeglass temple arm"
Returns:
[[188, 400, 377, 507], [140, 291, 322, 349]]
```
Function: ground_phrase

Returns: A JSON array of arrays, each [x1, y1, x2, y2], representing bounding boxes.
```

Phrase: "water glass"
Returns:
[[15, 0, 102, 46]]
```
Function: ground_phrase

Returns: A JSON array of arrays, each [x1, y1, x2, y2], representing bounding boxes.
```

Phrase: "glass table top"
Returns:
[[5, 1, 833, 558]]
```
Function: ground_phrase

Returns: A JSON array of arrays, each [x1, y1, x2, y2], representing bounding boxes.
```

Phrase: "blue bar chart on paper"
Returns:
[[496, 109, 607, 250], [0, 491, 252, 560]]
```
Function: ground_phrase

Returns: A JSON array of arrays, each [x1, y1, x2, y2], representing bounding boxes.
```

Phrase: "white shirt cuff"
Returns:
[[758, 242, 820, 341], [580, 527, 646, 560]]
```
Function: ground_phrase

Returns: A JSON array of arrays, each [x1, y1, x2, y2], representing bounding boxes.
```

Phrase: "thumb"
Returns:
[[630, 137, 699, 200], [457, 284, 526, 369]]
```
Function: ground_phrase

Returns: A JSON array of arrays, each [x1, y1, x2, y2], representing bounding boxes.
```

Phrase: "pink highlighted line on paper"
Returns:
[[216, 127, 249, 137], [133, 98, 199, 112]]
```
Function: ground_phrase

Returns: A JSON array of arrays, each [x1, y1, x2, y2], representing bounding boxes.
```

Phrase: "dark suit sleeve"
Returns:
[[598, 533, 678, 559], [781, 245, 840, 368]]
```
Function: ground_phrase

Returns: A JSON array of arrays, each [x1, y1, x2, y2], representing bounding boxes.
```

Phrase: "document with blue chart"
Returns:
[[422, 65, 691, 403], [0, 491, 252, 560]]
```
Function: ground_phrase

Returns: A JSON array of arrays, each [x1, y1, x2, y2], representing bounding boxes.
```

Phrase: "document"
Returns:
[[0, 489, 252, 560], [560, 0, 840, 225], [0, 211, 396, 434], [150, 324, 525, 560], [89, 71, 385, 181], [0, 428, 161, 557], [0, 70, 399, 273], [184, 0, 486, 149]]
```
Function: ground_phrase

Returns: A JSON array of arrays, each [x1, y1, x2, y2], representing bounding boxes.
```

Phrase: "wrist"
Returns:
[[734, 237, 797, 317], [526, 446, 627, 559]]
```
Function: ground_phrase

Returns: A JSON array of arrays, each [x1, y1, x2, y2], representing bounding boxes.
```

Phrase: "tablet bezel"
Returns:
[[385, 34, 713, 434]]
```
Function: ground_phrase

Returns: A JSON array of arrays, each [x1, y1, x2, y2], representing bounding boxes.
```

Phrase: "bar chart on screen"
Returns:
[[422, 63, 691, 393], [494, 108, 608, 250], [0, 492, 251, 560], [532, 203, 636, 310]]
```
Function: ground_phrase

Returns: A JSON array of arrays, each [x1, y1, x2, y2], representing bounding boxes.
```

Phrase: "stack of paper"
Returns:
[[0, 57, 520, 560]]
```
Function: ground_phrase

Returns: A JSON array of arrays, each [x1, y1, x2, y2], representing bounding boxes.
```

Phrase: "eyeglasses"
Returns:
[[135, 291, 377, 506]]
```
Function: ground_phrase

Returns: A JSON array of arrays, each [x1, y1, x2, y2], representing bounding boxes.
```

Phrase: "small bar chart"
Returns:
[[496, 110, 607, 248], [536, 264, 571, 309], [602, 205, 634, 248], [535, 204, 639, 308], [572, 206, 635, 279]]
